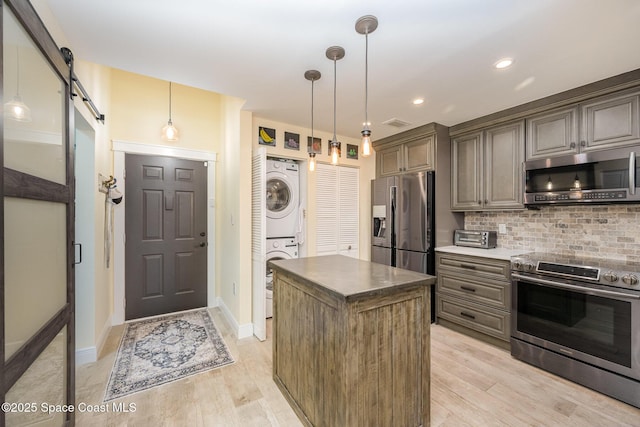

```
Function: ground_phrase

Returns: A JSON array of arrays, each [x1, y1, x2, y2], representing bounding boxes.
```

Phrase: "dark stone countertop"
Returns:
[[268, 254, 435, 301]]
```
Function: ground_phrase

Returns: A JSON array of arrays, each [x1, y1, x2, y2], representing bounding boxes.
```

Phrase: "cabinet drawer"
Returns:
[[436, 294, 510, 342], [437, 271, 510, 310], [436, 253, 510, 281]]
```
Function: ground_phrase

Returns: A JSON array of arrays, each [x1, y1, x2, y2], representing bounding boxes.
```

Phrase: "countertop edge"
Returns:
[[269, 255, 436, 300]]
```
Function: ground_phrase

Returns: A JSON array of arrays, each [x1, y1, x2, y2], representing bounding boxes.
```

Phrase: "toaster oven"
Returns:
[[453, 230, 497, 249]]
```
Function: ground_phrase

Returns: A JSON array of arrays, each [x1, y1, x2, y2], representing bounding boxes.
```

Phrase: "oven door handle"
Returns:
[[629, 151, 636, 196], [512, 273, 640, 300]]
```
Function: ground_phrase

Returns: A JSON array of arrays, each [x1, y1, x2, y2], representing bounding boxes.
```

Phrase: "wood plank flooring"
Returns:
[[75, 308, 640, 426]]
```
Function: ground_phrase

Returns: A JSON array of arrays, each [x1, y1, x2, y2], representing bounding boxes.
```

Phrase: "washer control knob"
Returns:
[[603, 271, 619, 283], [273, 242, 280, 248], [622, 274, 639, 286], [524, 262, 536, 272]]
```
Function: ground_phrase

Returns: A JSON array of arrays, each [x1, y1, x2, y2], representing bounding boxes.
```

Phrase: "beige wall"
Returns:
[[110, 69, 224, 152], [253, 118, 376, 261], [74, 60, 113, 351]]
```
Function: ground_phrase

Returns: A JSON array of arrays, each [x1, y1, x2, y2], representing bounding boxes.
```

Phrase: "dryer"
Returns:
[[265, 237, 298, 318], [266, 158, 299, 239]]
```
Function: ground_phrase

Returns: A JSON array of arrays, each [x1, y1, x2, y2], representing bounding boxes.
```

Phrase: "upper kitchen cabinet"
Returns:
[[452, 120, 524, 211], [527, 89, 640, 159], [375, 134, 434, 176]]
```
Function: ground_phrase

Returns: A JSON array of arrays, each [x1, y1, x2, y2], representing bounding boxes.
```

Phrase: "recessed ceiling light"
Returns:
[[494, 58, 514, 69], [413, 98, 424, 105]]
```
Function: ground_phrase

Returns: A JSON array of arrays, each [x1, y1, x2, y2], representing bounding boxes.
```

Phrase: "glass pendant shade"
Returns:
[[5, 46, 32, 122], [309, 153, 316, 172], [330, 142, 339, 165], [5, 95, 32, 122], [162, 119, 179, 141], [361, 127, 371, 156]]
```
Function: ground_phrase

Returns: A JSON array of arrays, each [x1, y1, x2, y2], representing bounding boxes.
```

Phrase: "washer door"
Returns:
[[266, 172, 295, 219], [266, 251, 292, 291]]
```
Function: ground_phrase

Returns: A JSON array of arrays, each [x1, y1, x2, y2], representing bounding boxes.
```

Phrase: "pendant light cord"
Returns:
[[169, 81, 173, 122], [365, 32, 369, 127], [311, 79, 315, 141], [332, 57, 337, 142], [16, 47, 21, 97]]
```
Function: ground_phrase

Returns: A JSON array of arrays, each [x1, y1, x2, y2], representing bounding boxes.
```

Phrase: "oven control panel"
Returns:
[[510, 254, 640, 291]]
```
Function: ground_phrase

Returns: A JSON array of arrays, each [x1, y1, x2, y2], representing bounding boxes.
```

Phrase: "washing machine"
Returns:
[[265, 237, 298, 318], [266, 158, 299, 239]]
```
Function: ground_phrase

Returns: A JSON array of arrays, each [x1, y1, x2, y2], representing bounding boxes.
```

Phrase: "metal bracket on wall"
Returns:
[[61, 46, 106, 123]]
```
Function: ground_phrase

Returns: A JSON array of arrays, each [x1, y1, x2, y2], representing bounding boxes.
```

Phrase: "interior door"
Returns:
[[252, 147, 266, 340], [125, 154, 207, 320], [2, 1, 76, 425]]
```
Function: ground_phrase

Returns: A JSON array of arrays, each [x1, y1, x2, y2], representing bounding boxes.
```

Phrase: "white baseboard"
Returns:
[[217, 297, 253, 339], [76, 314, 113, 366], [76, 347, 97, 366]]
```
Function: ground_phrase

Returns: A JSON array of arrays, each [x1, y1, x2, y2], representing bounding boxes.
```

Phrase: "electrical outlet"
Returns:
[[498, 224, 507, 234]]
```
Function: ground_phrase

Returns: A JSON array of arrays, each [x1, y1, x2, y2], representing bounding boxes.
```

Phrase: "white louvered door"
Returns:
[[337, 166, 359, 258], [251, 147, 267, 341], [315, 164, 359, 258]]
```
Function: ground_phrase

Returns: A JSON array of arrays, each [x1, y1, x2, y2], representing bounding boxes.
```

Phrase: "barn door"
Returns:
[[1, 1, 76, 426]]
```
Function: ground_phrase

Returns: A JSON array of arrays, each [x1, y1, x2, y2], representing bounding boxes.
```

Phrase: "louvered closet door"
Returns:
[[251, 148, 266, 341], [315, 164, 359, 258]]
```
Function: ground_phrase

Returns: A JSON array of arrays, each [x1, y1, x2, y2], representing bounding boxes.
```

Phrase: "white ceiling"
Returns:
[[43, 0, 640, 140]]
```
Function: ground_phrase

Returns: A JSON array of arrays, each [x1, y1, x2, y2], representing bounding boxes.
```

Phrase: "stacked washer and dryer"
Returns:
[[265, 158, 300, 318]]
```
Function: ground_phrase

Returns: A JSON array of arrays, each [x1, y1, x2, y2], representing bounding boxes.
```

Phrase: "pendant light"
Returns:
[[4, 46, 32, 122], [326, 46, 345, 165], [356, 15, 378, 157], [162, 81, 179, 141], [305, 70, 321, 172]]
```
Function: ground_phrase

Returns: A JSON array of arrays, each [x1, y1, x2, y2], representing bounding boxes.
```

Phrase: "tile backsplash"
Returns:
[[465, 204, 640, 261]]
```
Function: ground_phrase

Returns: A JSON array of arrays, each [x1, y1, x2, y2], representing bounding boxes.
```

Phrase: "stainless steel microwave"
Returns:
[[524, 146, 640, 205]]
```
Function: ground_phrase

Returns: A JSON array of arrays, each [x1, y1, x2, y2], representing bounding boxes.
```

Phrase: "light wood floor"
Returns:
[[76, 308, 640, 426]]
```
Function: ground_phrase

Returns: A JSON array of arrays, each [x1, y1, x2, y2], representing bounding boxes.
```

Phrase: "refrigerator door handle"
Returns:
[[390, 185, 397, 267]]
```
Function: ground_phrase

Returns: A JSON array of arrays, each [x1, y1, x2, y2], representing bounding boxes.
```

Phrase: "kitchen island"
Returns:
[[268, 254, 435, 427]]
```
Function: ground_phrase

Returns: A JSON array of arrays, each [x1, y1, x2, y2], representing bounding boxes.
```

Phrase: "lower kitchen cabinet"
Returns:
[[435, 252, 511, 347]]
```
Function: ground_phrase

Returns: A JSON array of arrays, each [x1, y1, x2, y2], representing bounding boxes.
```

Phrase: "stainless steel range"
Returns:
[[510, 253, 640, 408]]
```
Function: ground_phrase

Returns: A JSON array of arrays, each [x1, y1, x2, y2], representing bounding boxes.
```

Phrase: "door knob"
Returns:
[[199, 242, 206, 247], [200, 232, 206, 237]]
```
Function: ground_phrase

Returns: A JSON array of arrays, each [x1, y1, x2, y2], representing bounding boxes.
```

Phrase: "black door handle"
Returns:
[[200, 232, 206, 237], [199, 242, 206, 247]]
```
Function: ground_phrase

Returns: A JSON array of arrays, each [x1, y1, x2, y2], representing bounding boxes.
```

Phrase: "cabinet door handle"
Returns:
[[484, 199, 488, 204], [460, 286, 476, 292], [580, 140, 586, 147], [460, 311, 476, 320], [460, 263, 477, 270], [570, 142, 576, 149]]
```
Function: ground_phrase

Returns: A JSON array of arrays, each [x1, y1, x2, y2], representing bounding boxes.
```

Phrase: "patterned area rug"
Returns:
[[104, 309, 234, 402]]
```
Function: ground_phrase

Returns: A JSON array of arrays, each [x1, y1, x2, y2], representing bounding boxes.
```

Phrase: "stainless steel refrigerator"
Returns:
[[371, 172, 436, 318]]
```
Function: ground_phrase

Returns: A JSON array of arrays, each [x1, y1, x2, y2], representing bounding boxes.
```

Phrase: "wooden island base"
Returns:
[[269, 255, 435, 427]]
